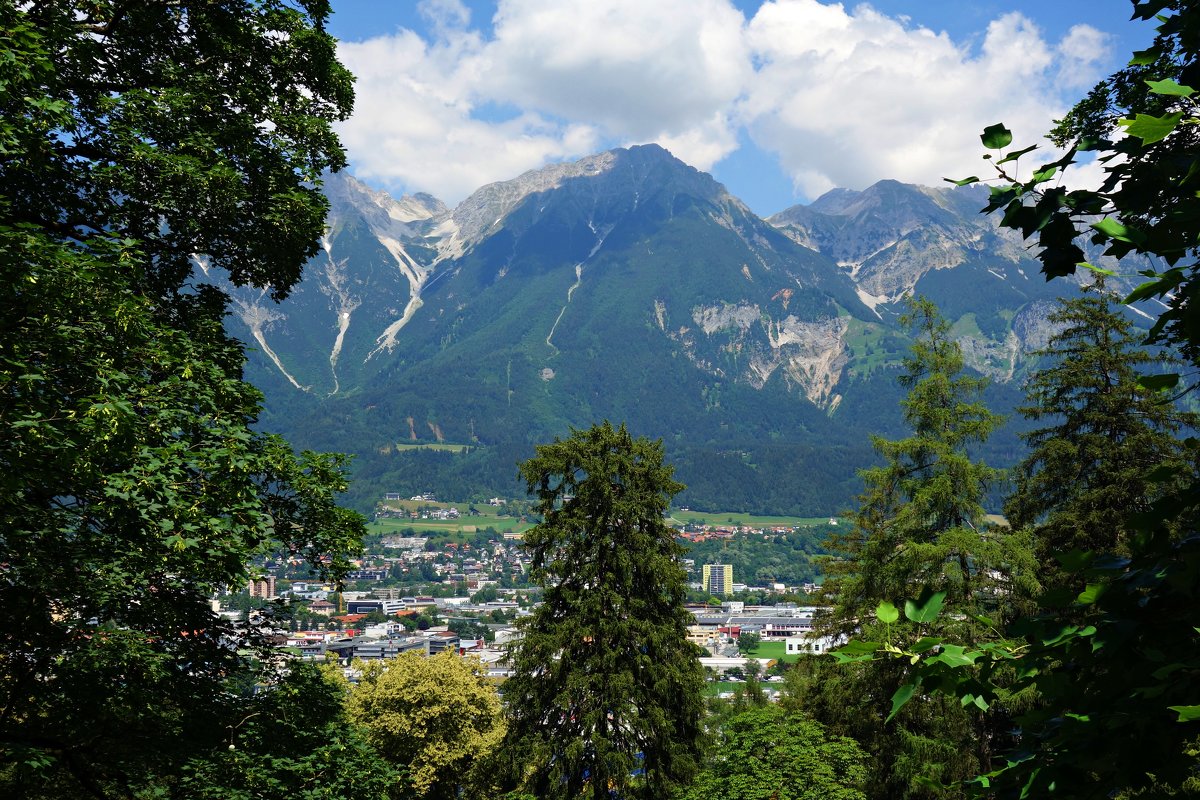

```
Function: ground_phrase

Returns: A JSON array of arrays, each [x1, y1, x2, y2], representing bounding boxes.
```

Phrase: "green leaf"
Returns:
[[1042, 625, 1095, 647], [1126, 278, 1168, 303], [1077, 261, 1117, 277], [961, 694, 989, 711], [1119, 112, 1184, 144], [1168, 705, 1200, 722], [1138, 373, 1180, 391], [834, 640, 882, 656], [910, 636, 945, 654], [1146, 78, 1195, 97], [1076, 583, 1107, 605], [981, 123, 1013, 150], [1031, 165, 1058, 183], [886, 682, 916, 722], [831, 652, 876, 664], [1129, 47, 1159, 65], [928, 644, 979, 668], [904, 590, 946, 624], [945, 176, 980, 186], [876, 600, 900, 624], [1090, 217, 1147, 245], [996, 144, 1038, 165]]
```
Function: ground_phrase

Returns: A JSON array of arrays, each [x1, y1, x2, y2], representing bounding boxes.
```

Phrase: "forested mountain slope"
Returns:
[[224, 145, 1141, 513]]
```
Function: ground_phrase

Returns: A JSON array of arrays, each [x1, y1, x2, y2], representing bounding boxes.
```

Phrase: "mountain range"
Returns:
[[219, 144, 1131, 514]]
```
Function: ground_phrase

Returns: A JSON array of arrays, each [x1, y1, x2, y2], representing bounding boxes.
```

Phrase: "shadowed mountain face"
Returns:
[[220, 145, 1122, 514]]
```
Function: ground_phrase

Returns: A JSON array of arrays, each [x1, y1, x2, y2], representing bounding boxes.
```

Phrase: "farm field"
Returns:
[[669, 509, 835, 529], [392, 442, 472, 453], [371, 497, 534, 536], [368, 514, 533, 536]]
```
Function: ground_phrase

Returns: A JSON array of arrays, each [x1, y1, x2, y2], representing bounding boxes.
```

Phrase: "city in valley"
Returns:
[[232, 493, 839, 689]]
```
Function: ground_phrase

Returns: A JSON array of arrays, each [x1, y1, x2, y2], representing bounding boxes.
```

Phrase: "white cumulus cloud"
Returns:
[[334, 0, 1115, 208], [741, 1, 1112, 198]]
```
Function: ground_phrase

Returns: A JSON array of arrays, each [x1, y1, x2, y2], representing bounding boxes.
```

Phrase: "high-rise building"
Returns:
[[702, 564, 733, 596], [248, 575, 277, 599]]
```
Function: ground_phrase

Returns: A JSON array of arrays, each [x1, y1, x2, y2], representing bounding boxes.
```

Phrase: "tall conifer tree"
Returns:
[[500, 422, 704, 800], [810, 298, 1035, 799], [825, 297, 1035, 627], [1005, 280, 1196, 590]]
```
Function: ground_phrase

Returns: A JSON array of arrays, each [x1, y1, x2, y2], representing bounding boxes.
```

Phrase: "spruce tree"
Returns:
[[875, 5, 1200, 794], [1004, 280, 1196, 590], [500, 422, 704, 800]]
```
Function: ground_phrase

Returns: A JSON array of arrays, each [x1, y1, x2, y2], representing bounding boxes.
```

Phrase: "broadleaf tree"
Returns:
[[344, 652, 506, 800], [500, 422, 705, 800], [0, 1, 363, 796], [675, 706, 868, 800], [173, 663, 401, 800]]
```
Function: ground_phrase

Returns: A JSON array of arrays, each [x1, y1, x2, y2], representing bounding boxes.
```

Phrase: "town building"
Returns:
[[248, 575, 277, 599], [702, 563, 734, 596]]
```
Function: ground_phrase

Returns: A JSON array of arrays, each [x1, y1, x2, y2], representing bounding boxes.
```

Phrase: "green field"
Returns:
[[372, 498, 533, 536], [392, 442, 472, 453], [669, 509, 835, 529], [704, 681, 746, 697], [745, 640, 799, 664], [369, 515, 533, 536], [704, 675, 789, 697], [842, 318, 891, 377]]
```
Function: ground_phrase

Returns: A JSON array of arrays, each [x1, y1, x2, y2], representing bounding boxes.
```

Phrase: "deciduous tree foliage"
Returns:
[[500, 422, 705, 800], [0, 1, 361, 796], [675, 706, 868, 800], [345, 652, 505, 800], [174, 664, 401, 800]]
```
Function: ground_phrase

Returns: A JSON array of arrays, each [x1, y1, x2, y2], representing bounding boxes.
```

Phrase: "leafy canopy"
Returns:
[[0, 1, 364, 796], [345, 652, 505, 800], [675, 706, 868, 800]]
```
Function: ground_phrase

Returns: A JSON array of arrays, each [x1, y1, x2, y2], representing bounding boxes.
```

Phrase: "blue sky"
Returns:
[[326, 1, 1157, 216]]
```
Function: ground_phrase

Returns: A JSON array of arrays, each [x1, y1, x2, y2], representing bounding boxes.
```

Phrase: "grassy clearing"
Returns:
[[368, 515, 533, 535], [669, 509, 835, 528], [843, 318, 899, 378], [392, 442, 472, 453], [949, 312, 983, 339], [378, 498, 498, 515], [372, 497, 535, 536], [745, 640, 800, 664]]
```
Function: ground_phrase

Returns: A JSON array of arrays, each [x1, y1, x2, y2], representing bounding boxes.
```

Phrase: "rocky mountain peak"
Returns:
[[433, 143, 744, 260]]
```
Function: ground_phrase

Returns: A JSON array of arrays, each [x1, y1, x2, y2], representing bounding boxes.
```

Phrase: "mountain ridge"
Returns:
[[220, 144, 1126, 514]]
